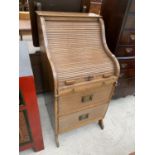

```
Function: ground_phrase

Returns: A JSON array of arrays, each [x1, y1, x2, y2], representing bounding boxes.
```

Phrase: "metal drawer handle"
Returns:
[[102, 74, 111, 78], [125, 48, 133, 53], [79, 113, 89, 121], [81, 95, 93, 103], [121, 63, 128, 68], [130, 34, 135, 41], [119, 73, 124, 78], [82, 5, 87, 12]]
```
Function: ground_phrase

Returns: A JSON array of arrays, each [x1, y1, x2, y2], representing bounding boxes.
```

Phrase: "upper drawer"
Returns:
[[119, 31, 135, 45], [115, 46, 135, 57], [124, 15, 135, 30], [58, 83, 114, 116]]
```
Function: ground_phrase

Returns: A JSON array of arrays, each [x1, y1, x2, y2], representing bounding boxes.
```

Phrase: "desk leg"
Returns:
[[98, 119, 104, 130]]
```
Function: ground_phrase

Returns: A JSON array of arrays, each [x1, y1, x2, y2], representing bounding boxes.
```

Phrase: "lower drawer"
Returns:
[[58, 104, 109, 133]]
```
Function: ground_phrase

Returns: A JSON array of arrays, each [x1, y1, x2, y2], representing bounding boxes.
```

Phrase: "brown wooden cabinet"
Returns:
[[101, 0, 135, 98], [37, 11, 119, 147]]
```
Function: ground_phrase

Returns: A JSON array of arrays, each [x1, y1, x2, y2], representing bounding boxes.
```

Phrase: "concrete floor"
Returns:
[[20, 95, 135, 155]]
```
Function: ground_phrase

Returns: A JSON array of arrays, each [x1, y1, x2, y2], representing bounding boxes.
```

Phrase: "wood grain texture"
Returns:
[[37, 11, 119, 146], [59, 104, 109, 133]]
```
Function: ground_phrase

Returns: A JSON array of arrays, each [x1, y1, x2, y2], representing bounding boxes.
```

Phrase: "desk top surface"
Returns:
[[19, 41, 33, 77]]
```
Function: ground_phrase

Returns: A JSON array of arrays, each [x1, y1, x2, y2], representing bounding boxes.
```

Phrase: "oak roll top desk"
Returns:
[[36, 11, 120, 147]]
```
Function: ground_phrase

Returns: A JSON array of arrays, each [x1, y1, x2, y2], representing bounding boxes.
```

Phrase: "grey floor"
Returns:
[[20, 95, 135, 155]]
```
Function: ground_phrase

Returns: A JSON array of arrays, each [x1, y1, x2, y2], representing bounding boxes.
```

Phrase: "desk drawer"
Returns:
[[59, 104, 108, 133], [58, 84, 113, 116]]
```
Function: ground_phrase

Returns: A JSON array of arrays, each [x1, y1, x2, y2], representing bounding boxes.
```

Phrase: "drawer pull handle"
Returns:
[[119, 73, 124, 78], [81, 95, 93, 103], [102, 74, 111, 78], [65, 80, 75, 85], [79, 113, 89, 121], [125, 48, 133, 53], [130, 34, 135, 41], [121, 63, 127, 68]]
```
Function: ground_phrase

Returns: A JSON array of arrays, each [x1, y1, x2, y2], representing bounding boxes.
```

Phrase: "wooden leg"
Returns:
[[98, 119, 104, 130], [55, 135, 60, 147]]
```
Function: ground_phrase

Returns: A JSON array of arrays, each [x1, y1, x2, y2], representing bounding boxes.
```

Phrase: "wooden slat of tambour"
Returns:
[[36, 11, 100, 17], [45, 18, 99, 22]]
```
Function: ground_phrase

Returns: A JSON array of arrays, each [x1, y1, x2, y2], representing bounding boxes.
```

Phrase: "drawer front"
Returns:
[[119, 69, 135, 79], [59, 104, 109, 133], [118, 59, 135, 70], [124, 15, 135, 30], [115, 46, 135, 57], [119, 31, 135, 45], [19, 111, 31, 145], [58, 84, 114, 116]]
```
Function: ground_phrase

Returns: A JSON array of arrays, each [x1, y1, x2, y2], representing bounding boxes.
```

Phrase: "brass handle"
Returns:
[[130, 34, 135, 41], [81, 95, 93, 103], [79, 113, 89, 121], [82, 5, 87, 12], [102, 74, 111, 78], [121, 63, 127, 68], [125, 48, 133, 53], [119, 73, 124, 78]]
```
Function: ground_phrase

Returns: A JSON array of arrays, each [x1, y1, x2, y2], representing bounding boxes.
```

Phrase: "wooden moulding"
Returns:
[[37, 11, 120, 147]]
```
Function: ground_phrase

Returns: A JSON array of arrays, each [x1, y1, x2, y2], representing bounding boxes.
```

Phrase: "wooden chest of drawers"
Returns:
[[101, 0, 135, 98], [37, 11, 120, 147]]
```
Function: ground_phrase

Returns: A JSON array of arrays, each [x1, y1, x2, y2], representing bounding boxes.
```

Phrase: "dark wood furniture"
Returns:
[[37, 11, 120, 147], [19, 41, 44, 152], [101, 0, 135, 98]]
